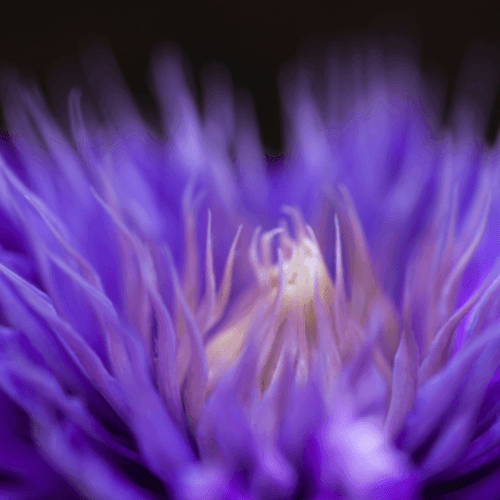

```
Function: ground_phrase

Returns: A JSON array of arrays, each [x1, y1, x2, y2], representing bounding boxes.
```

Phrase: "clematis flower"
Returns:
[[1, 37, 500, 499]]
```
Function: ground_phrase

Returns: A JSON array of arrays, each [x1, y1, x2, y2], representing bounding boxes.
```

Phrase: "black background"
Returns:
[[1, 0, 500, 152]]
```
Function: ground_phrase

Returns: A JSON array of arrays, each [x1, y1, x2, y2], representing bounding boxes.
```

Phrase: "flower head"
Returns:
[[1, 38, 500, 499]]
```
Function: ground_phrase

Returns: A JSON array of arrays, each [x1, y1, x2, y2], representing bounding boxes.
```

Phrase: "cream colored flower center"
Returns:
[[177, 184, 399, 405], [205, 206, 339, 394]]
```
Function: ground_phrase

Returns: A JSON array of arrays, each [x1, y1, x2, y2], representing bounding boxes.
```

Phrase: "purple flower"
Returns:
[[1, 38, 500, 499]]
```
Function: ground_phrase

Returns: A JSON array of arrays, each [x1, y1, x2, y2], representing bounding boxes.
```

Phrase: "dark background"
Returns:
[[1, 0, 500, 152]]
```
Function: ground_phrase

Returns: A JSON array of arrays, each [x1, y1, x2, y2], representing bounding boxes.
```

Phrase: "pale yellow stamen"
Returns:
[[205, 206, 337, 395], [172, 177, 411, 410]]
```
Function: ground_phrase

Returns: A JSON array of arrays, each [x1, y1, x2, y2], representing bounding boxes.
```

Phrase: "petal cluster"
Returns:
[[1, 39, 500, 499]]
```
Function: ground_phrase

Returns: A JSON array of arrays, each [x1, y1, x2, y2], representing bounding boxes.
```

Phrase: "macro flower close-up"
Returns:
[[3, 31, 500, 499]]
